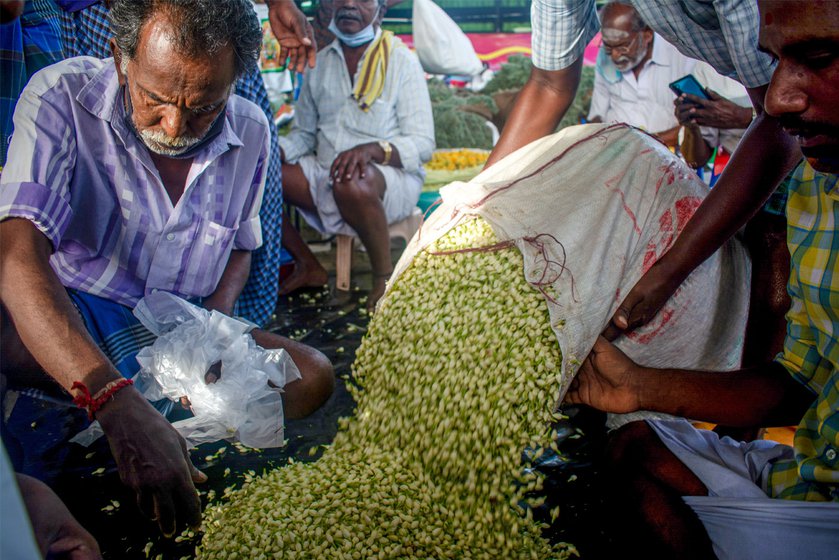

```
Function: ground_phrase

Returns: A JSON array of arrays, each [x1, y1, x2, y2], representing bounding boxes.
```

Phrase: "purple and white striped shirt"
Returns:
[[0, 57, 269, 308]]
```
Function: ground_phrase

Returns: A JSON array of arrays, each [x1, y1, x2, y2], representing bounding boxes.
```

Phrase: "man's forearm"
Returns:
[[202, 250, 251, 316], [0, 219, 120, 394], [486, 61, 583, 167], [635, 361, 813, 427], [646, 106, 800, 291]]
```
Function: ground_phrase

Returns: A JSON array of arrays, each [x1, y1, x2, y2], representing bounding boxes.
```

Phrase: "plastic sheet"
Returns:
[[132, 292, 301, 448], [70, 293, 300, 448]]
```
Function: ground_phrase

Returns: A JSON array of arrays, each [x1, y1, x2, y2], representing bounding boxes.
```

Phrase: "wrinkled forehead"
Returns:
[[601, 27, 634, 44]]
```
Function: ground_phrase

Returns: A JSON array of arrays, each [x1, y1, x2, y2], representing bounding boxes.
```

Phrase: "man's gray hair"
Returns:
[[601, 1, 649, 32], [110, 0, 262, 77]]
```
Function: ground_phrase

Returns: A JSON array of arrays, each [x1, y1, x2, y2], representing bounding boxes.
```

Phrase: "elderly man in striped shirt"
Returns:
[[0, 0, 333, 537]]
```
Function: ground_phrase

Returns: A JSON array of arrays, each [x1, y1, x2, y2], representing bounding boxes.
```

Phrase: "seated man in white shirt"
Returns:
[[586, 1, 696, 148], [278, 0, 434, 308]]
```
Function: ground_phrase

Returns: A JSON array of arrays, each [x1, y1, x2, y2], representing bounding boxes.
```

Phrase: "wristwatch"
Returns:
[[378, 140, 392, 166]]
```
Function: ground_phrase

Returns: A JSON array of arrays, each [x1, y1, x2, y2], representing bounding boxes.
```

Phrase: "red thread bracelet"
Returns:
[[71, 378, 134, 420]]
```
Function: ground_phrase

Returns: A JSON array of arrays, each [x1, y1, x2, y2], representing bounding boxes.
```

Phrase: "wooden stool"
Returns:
[[335, 207, 422, 291]]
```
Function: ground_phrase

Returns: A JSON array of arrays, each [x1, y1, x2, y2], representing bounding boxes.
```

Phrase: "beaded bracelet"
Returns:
[[71, 378, 134, 420]]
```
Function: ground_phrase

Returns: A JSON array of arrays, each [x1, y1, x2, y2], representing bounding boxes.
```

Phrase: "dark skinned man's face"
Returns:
[[759, 0, 839, 173], [112, 14, 237, 157]]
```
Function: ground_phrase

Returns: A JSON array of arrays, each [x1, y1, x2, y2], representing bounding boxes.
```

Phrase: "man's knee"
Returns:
[[285, 344, 335, 419], [606, 420, 658, 471], [331, 166, 384, 208], [607, 420, 708, 497], [250, 329, 334, 418]]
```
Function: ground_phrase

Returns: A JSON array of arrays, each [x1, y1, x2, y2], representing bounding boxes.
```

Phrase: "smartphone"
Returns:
[[669, 74, 710, 100]]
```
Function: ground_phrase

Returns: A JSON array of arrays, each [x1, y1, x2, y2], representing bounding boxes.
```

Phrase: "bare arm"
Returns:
[[485, 60, 584, 167], [679, 124, 714, 169], [0, 218, 204, 536], [16, 473, 101, 560], [603, 84, 802, 339], [566, 337, 813, 427], [202, 249, 251, 316], [0, 219, 117, 392]]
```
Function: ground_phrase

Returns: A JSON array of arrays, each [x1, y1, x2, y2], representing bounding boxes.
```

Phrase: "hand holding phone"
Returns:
[[669, 74, 710, 100]]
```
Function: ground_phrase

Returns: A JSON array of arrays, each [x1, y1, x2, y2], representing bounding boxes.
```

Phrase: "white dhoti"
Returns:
[[296, 154, 423, 237]]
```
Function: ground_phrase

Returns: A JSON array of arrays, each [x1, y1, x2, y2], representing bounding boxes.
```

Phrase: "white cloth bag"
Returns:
[[412, 0, 483, 76], [391, 124, 751, 421]]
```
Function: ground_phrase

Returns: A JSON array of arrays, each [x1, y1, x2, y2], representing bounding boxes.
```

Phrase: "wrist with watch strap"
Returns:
[[377, 140, 392, 166]]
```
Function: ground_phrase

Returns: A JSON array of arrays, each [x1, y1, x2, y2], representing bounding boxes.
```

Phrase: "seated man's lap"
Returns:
[[647, 418, 839, 558], [296, 154, 422, 236]]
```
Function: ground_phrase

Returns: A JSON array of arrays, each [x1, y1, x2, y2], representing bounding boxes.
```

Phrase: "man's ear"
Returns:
[[110, 38, 127, 86]]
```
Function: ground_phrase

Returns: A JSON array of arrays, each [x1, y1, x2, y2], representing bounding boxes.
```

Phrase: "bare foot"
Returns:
[[278, 262, 329, 296]]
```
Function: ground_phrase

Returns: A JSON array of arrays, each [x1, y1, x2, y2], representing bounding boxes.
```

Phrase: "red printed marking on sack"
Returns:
[[655, 161, 679, 194], [604, 173, 641, 236], [674, 196, 702, 234], [624, 307, 675, 344]]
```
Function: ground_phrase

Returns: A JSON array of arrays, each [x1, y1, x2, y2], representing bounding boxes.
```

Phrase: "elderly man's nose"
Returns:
[[161, 107, 187, 138]]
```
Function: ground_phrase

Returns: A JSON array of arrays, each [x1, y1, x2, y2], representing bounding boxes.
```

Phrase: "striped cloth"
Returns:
[[531, 0, 775, 89], [0, 0, 64, 168], [768, 162, 839, 502], [352, 30, 393, 112], [56, 2, 283, 327]]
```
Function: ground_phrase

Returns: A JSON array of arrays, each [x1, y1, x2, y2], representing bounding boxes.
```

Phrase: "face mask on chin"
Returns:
[[328, 7, 379, 47], [121, 85, 226, 159]]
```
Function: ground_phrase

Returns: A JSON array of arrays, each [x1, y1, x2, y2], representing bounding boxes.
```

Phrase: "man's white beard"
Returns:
[[613, 46, 648, 73], [138, 128, 202, 157]]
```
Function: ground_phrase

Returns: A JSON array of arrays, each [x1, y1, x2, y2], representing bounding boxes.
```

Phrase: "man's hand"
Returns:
[[564, 336, 643, 414], [602, 259, 680, 341], [267, 0, 317, 73], [95, 388, 206, 537], [331, 144, 376, 183], [674, 90, 753, 130], [16, 473, 102, 559]]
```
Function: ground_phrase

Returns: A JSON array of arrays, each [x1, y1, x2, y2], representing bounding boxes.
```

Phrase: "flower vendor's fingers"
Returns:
[[154, 492, 177, 538], [602, 307, 630, 341], [137, 488, 157, 521], [331, 156, 347, 182], [353, 154, 365, 179]]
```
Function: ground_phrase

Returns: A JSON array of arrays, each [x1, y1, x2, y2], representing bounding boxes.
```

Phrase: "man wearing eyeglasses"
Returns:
[[587, 2, 696, 148]]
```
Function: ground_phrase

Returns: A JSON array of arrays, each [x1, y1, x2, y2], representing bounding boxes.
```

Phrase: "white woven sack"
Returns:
[[412, 0, 483, 76], [391, 124, 751, 421]]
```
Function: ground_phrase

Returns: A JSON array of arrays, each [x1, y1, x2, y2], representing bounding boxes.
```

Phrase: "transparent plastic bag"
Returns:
[[129, 292, 301, 448]]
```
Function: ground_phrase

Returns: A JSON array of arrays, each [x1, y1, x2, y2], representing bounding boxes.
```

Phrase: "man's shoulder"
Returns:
[[24, 57, 109, 99], [225, 94, 270, 135], [389, 37, 421, 68]]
